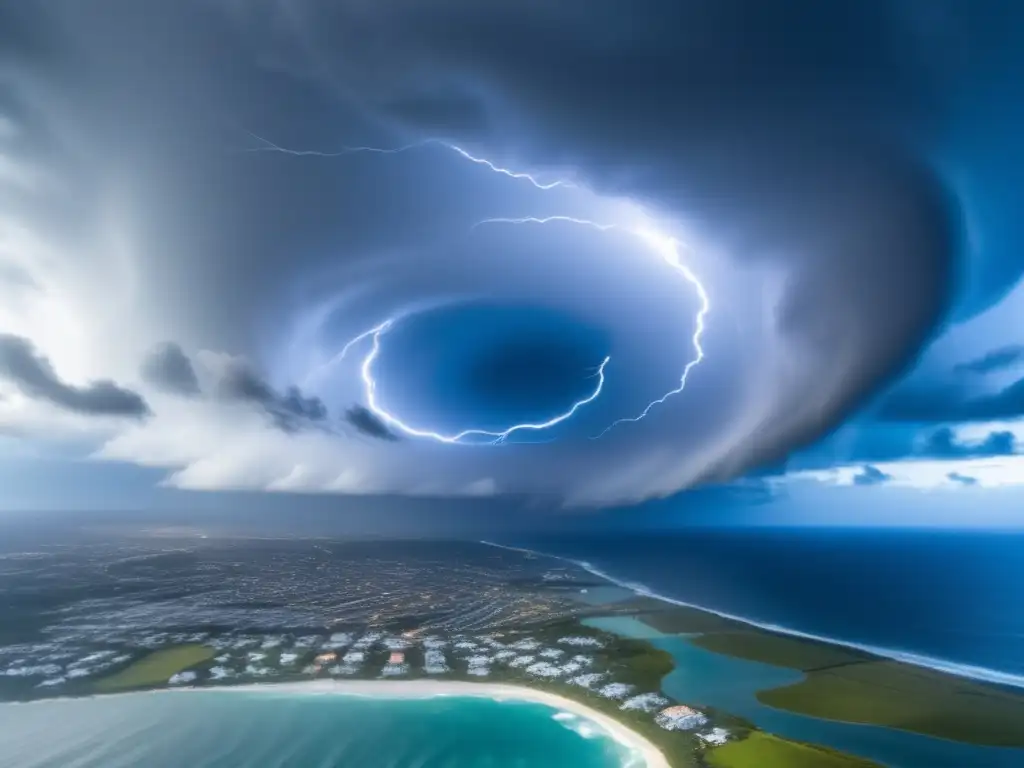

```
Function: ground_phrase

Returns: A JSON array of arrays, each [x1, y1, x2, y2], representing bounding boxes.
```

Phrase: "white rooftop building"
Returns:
[[467, 655, 491, 676], [525, 661, 563, 678], [568, 672, 606, 689], [621, 693, 670, 713], [655, 706, 709, 731], [322, 633, 353, 650], [597, 682, 635, 700], [424, 649, 450, 674], [557, 636, 603, 647], [698, 728, 731, 746], [380, 661, 409, 677], [168, 670, 197, 685]]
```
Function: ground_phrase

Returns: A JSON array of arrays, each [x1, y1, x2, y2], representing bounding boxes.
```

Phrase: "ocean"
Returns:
[[497, 528, 1024, 768], [503, 527, 1024, 685], [0, 689, 630, 768]]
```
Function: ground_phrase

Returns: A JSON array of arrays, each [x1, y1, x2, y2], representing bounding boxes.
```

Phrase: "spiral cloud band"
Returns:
[[288, 137, 710, 449], [2, 0, 992, 507], [288, 139, 714, 448]]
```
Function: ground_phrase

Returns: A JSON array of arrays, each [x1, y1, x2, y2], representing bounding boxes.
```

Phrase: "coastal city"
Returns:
[[0, 535, 597, 639], [0, 532, 737, 765], [4, 5, 1024, 767], [7, 531, 1021, 768], [3, 624, 731, 750]]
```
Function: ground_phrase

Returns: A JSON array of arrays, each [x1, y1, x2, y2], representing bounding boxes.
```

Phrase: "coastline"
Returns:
[[480, 540, 1024, 691], [178, 679, 671, 768]]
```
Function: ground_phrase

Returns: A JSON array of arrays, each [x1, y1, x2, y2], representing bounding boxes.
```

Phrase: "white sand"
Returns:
[[202, 679, 670, 768]]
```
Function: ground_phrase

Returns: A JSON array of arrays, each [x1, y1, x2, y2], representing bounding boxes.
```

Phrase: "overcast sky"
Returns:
[[2, 1, 1024, 526]]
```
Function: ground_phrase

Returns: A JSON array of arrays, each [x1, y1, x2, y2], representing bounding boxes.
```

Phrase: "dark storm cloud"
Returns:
[[218, 363, 327, 433], [797, 421, 1017, 471], [280, 387, 328, 422], [0, 334, 150, 418], [947, 472, 978, 486], [344, 405, 400, 442], [4, 0, 1020, 502], [853, 465, 892, 486], [954, 346, 1024, 376], [140, 343, 200, 397], [264, 0, 969, 478], [879, 377, 1024, 422], [922, 426, 1015, 458]]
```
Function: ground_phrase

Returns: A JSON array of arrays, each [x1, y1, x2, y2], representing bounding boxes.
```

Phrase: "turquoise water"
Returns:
[[0, 690, 632, 768], [573, 586, 637, 606], [585, 613, 1024, 768], [582, 616, 667, 640], [654, 635, 1024, 768]]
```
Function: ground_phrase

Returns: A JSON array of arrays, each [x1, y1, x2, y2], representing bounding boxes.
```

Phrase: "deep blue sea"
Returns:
[[504, 528, 1024, 683], [498, 528, 1024, 768], [0, 690, 630, 768]]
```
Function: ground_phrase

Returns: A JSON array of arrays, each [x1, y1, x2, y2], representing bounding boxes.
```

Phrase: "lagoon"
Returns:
[[585, 615, 1024, 768]]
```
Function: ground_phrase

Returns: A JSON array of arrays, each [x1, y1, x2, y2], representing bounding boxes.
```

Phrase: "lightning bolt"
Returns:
[[470, 217, 710, 438], [444, 146, 573, 190], [592, 226, 709, 438], [247, 130, 709, 442], [244, 131, 569, 190], [472, 215, 614, 231], [242, 130, 428, 157], [298, 317, 393, 392], [349, 316, 609, 445]]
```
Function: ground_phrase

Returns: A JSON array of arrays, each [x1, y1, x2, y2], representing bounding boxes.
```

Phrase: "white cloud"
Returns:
[[462, 477, 497, 496], [87, 377, 510, 498], [785, 455, 1024, 490], [0, 6, 1000, 509], [950, 420, 1024, 446]]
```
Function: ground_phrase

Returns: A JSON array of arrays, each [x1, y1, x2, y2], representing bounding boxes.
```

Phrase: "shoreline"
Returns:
[[1, 680, 671, 767], [480, 540, 1024, 691], [180, 679, 670, 768]]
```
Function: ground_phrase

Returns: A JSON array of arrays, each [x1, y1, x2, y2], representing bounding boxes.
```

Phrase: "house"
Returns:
[[655, 705, 709, 731], [698, 728, 731, 746]]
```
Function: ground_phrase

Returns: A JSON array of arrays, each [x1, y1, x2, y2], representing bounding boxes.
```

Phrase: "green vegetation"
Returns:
[[670, 621, 1024, 748], [94, 644, 215, 692], [538, 679, 701, 768], [706, 732, 881, 768], [485, 624, 873, 768], [691, 631, 871, 670], [611, 638, 676, 690], [757, 660, 1024, 747], [619, 599, 744, 634]]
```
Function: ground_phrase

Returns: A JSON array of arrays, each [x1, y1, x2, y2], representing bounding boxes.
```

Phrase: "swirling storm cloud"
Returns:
[[0, 1, 1020, 505]]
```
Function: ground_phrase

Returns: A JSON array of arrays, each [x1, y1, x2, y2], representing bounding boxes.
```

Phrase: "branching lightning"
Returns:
[[471, 215, 614, 231], [444, 146, 573, 190], [243, 130, 427, 157], [244, 131, 569, 190], [471, 217, 710, 439], [592, 227, 709, 438], [248, 130, 709, 444], [349, 315, 609, 445]]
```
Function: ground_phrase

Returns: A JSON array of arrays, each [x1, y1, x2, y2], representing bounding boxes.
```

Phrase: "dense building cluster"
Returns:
[[0, 536, 731, 750]]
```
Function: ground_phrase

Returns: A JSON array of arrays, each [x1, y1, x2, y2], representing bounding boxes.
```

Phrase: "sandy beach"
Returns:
[[193, 679, 670, 768]]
